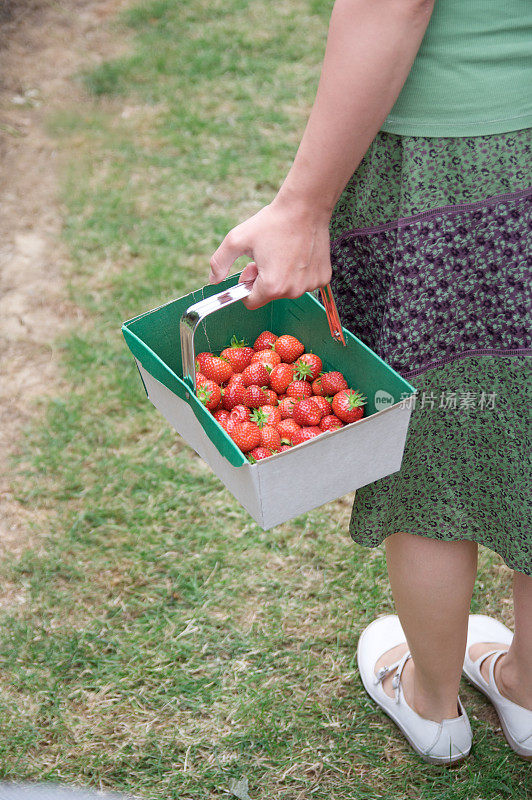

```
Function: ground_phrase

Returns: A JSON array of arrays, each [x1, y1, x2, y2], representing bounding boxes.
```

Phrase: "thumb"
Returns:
[[209, 228, 252, 284]]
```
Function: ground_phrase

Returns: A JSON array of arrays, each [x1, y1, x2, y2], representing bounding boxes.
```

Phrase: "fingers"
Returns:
[[209, 227, 252, 284], [239, 260, 258, 284]]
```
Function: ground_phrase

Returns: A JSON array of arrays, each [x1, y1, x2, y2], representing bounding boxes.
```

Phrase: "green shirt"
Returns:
[[381, 0, 532, 137]]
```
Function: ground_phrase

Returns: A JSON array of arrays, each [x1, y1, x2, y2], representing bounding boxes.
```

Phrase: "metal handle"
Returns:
[[180, 279, 254, 391]]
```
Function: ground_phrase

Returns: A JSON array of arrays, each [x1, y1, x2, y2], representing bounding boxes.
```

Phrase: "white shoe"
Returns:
[[357, 615, 472, 765], [463, 614, 532, 760]]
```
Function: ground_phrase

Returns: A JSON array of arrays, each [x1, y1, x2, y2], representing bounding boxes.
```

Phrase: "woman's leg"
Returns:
[[469, 570, 532, 710], [374, 531, 478, 722]]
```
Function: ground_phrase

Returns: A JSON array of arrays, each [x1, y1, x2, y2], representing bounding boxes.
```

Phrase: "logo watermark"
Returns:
[[374, 389, 396, 410], [397, 389, 497, 411]]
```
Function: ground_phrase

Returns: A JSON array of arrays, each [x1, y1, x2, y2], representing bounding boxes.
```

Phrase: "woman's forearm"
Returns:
[[275, 0, 434, 216]]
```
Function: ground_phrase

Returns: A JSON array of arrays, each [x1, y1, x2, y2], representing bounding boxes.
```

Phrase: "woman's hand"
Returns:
[[208, 194, 332, 310]]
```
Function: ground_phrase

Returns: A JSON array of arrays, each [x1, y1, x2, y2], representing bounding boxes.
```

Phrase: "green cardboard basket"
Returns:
[[122, 273, 417, 529]]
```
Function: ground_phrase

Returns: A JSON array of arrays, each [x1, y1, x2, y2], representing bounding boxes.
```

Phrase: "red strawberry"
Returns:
[[230, 421, 262, 452], [250, 404, 281, 428], [202, 355, 233, 385], [319, 414, 344, 432], [292, 398, 324, 427], [220, 336, 254, 372], [260, 425, 281, 451], [196, 372, 208, 388], [286, 380, 312, 400], [242, 362, 270, 387], [320, 371, 348, 395], [248, 446, 274, 461], [221, 381, 246, 410], [312, 396, 332, 417], [213, 408, 231, 428], [294, 353, 322, 382], [279, 396, 297, 419], [279, 444, 292, 452], [196, 379, 222, 410], [292, 426, 322, 445], [277, 418, 301, 443], [253, 330, 278, 351], [274, 334, 305, 363], [269, 363, 295, 394], [244, 385, 270, 408], [264, 389, 278, 406], [230, 404, 251, 423], [251, 349, 281, 369], [332, 389, 366, 423], [227, 372, 246, 387], [277, 393, 287, 402], [311, 377, 325, 396], [195, 352, 212, 372]]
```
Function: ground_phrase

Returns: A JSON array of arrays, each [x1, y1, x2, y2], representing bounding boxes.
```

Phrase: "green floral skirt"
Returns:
[[329, 129, 531, 575]]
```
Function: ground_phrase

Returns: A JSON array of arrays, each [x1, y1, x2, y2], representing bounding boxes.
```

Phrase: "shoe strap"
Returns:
[[374, 650, 412, 705], [475, 647, 507, 674], [392, 650, 412, 704], [487, 649, 508, 698]]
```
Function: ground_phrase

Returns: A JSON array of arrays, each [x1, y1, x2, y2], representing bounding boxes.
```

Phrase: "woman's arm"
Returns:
[[209, 0, 435, 309]]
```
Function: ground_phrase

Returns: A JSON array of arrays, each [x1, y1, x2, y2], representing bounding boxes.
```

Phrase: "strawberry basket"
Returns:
[[122, 273, 417, 529]]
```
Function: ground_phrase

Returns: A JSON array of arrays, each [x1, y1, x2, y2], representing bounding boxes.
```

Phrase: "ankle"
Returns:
[[411, 689, 460, 722], [497, 654, 532, 710], [405, 661, 460, 722]]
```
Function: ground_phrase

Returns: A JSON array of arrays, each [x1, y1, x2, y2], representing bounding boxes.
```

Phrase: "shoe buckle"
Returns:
[[374, 665, 389, 685]]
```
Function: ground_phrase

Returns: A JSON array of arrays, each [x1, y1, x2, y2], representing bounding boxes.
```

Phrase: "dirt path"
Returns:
[[0, 0, 129, 570]]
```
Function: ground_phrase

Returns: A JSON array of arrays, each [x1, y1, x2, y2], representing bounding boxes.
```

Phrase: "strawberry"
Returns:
[[230, 421, 262, 452], [251, 350, 281, 369], [279, 444, 292, 452], [242, 362, 270, 387], [250, 404, 282, 427], [294, 353, 322, 382], [292, 426, 322, 445], [201, 354, 233, 385], [195, 352, 212, 372], [279, 396, 297, 419], [274, 334, 305, 363], [244, 385, 270, 408], [196, 372, 209, 388], [264, 389, 278, 406], [248, 446, 274, 461], [213, 408, 231, 428], [319, 414, 344, 432], [259, 425, 281, 451], [277, 393, 287, 402], [220, 336, 254, 372], [332, 389, 366, 423], [230, 404, 251, 423], [221, 381, 246, 410], [269, 363, 295, 394], [277, 418, 301, 443], [320, 371, 348, 395], [196, 379, 222, 410], [311, 377, 325, 396], [227, 372, 246, 386], [312, 396, 332, 417], [292, 398, 324, 427], [286, 380, 312, 400], [253, 330, 278, 351]]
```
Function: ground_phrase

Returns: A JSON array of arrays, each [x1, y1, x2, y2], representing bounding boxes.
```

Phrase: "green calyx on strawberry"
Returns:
[[250, 407, 268, 428], [331, 389, 367, 423], [294, 353, 322, 382], [197, 380, 222, 410]]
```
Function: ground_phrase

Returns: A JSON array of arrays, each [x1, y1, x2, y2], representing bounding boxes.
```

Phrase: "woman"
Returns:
[[209, 0, 532, 764]]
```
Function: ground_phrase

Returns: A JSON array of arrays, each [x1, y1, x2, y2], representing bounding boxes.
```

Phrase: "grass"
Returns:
[[1, 1, 530, 798]]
